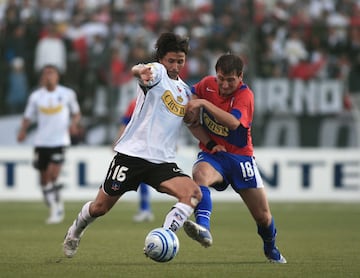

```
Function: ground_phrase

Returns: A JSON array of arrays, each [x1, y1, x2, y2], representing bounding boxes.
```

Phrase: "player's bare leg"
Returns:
[[63, 189, 119, 258]]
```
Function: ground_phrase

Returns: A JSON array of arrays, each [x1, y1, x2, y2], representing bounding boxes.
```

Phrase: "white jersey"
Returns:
[[114, 62, 191, 163], [24, 85, 80, 147]]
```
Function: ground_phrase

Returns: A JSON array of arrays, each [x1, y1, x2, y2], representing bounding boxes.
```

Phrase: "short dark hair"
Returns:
[[215, 54, 244, 76], [41, 64, 60, 75], [155, 32, 189, 60]]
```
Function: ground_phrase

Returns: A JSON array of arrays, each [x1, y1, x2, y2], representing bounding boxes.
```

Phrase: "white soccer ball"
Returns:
[[144, 227, 180, 263]]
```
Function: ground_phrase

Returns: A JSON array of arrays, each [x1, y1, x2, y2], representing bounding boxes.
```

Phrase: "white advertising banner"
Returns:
[[0, 146, 359, 202]]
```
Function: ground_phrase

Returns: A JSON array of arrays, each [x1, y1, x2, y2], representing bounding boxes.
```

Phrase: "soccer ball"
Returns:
[[144, 227, 180, 263]]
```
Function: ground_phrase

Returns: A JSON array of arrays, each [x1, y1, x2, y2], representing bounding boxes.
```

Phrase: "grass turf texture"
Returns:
[[0, 201, 359, 278]]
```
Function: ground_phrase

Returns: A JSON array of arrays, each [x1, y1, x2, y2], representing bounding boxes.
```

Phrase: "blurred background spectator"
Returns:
[[5, 56, 28, 114], [0, 0, 359, 146]]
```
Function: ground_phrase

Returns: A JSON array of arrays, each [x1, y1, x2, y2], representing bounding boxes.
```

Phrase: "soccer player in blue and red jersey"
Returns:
[[183, 54, 287, 263]]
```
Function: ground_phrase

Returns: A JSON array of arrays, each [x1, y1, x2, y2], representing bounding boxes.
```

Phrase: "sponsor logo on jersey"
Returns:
[[39, 104, 63, 114], [202, 111, 229, 136], [162, 90, 186, 117]]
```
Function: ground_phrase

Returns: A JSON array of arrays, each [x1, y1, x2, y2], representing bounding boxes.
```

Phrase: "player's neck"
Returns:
[[45, 85, 56, 92]]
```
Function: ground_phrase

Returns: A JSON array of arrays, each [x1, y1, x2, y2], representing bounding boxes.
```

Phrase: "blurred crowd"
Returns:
[[1, 0, 360, 125]]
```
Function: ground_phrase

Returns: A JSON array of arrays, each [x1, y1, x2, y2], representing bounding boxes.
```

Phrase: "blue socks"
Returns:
[[257, 217, 276, 251], [194, 186, 212, 230], [139, 183, 150, 211]]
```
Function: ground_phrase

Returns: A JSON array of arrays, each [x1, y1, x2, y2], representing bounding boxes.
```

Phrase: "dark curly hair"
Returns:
[[154, 32, 190, 61]]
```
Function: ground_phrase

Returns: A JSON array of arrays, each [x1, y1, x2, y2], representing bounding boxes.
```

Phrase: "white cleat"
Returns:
[[183, 220, 213, 248], [46, 206, 64, 224], [63, 230, 81, 258], [133, 210, 154, 223], [265, 247, 287, 264], [269, 254, 287, 264]]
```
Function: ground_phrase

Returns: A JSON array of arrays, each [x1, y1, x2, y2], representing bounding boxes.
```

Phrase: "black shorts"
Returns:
[[102, 153, 189, 196], [33, 147, 65, 171]]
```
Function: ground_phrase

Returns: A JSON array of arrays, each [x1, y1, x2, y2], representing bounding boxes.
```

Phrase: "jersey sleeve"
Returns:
[[68, 89, 81, 114], [191, 77, 208, 98], [138, 62, 163, 87], [23, 93, 38, 121], [231, 89, 253, 128]]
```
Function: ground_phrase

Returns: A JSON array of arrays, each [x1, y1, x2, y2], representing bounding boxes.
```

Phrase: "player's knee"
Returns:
[[255, 213, 272, 227], [190, 185, 202, 208], [90, 202, 110, 217]]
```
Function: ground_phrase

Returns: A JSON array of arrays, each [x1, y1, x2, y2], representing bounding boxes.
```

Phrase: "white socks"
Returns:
[[70, 201, 96, 238], [68, 201, 194, 238], [163, 202, 194, 232], [42, 182, 57, 207]]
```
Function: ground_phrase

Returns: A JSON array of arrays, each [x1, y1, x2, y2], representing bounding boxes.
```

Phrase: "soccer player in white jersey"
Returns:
[[17, 65, 81, 224], [63, 32, 202, 258], [115, 98, 154, 223]]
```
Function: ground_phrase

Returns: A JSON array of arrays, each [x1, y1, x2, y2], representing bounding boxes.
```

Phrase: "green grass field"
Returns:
[[0, 201, 359, 277]]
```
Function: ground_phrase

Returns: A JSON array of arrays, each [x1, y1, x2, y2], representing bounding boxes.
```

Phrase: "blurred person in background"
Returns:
[[183, 54, 287, 264], [115, 98, 154, 223], [17, 64, 81, 224], [6, 57, 28, 114], [34, 22, 67, 77]]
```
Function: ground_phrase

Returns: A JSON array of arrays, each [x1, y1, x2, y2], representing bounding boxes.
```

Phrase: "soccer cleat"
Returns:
[[264, 246, 287, 264], [133, 210, 154, 222], [63, 230, 81, 258], [46, 213, 64, 224], [46, 205, 64, 224], [183, 220, 213, 248]]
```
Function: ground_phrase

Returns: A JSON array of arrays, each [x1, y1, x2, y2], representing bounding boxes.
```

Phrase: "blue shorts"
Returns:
[[194, 151, 264, 191]]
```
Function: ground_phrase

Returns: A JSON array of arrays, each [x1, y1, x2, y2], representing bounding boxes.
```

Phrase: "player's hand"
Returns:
[[186, 99, 204, 112], [17, 130, 26, 142], [211, 144, 227, 153], [183, 110, 200, 126], [69, 123, 80, 137], [138, 65, 153, 86], [184, 100, 203, 126]]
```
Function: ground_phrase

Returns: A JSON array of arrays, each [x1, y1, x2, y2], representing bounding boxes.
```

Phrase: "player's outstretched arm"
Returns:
[[17, 118, 31, 142]]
